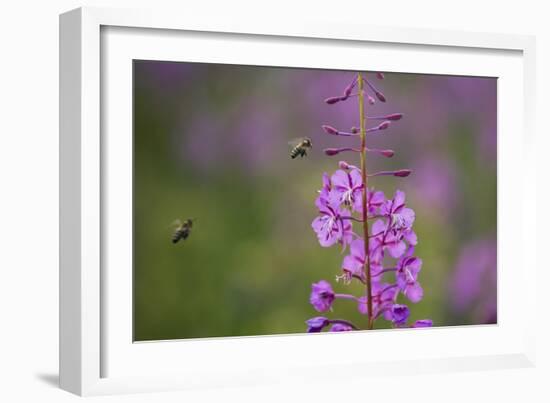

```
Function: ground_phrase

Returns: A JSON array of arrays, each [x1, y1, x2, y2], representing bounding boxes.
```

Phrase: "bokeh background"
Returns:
[[133, 60, 497, 341]]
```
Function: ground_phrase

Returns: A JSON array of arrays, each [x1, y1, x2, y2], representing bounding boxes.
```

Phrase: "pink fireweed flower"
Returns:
[[329, 169, 363, 212], [412, 319, 433, 328], [330, 323, 353, 332], [341, 238, 383, 284], [305, 317, 358, 332], [367, 188, 386, 216], [357, 282, 398, 318], [369, 194, 417, 262], [396, 252, 423, 303], [309, 280, 335, 312], [370, 219, 407, 260], [389, 304, 410, 326], [381, 190, 417, 244], [312, 194, 353, 248], [306, 316, 330, 332], [317, 172, 332, 204]]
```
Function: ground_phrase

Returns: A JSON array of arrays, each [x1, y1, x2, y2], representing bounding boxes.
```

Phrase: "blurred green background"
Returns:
[[133, 61, 497, 341]]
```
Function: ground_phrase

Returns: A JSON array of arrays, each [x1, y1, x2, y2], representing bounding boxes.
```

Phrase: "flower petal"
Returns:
[[331, 170, 350, 190], [405, 282, 424, 303]]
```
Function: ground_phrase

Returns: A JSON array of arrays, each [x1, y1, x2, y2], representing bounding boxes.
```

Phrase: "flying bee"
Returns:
[[171, 218, 194, 244], [289, 137, 313, 159]]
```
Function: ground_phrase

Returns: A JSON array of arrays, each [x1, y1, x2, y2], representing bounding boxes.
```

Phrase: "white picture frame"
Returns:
[[59, 6, 537, 396]]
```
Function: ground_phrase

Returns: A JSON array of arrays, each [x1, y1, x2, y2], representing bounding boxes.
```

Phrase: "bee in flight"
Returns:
[[289, 137, 313, 159], [171, 218, 194, 244]]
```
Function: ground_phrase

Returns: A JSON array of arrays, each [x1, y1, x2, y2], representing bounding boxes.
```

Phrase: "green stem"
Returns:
[[358, 73, 374, 330]]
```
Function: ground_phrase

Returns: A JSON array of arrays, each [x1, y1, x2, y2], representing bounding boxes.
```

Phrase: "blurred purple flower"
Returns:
[[330, 323, 353, 332], [136, 61, 197, 94], [306, 317, 358, 333], [389, 304, 410, 326], [230, 103, 280, 172], [309, 280, 335, 312], [306, 317, 330, 332], [412, 319, 433, 328], [181, 115, 222, 173], [410, 157, 457, 214], [449, 238, 497, 323]]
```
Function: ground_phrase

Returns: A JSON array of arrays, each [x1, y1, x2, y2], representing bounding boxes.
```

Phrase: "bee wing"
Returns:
[[287, 137, 306, 147], [168, 219, 182, 229]]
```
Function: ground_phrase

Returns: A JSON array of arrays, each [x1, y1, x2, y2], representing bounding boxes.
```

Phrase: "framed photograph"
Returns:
[[59, 6, 536, 396]]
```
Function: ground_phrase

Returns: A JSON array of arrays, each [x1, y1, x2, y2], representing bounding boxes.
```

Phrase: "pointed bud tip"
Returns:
[[375, 91, 386, 102], [394, 169, 412, 177], [376, 72, 385, 80], [343, 86, 353, 97], [381, 149, 395, 158]]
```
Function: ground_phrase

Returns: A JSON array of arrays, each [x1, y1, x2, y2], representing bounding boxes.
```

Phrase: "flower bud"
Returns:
[[325, 96, 341, 105], [368, 95, 376, 105], [338, 161, 350, 169], [368, 113, 403, 121], [393, 169, 412, 177], [412, 319, 433, 328], [324, 147, 357, 156], [366, 80, 386, 102], [324, 148, 341, 156], [376, 72, 385, 80], [306, 317, 330, 333], [375, 90, 386, 102], [343, 77, 357, 97], [351, 127, 359, 134], [378, 121, 391, 130], [385, 113, 403, 121], [322, 125, 339, 135], [380, 149, 395, 158]]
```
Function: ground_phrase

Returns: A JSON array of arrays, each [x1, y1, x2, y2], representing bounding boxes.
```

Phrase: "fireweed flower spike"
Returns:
[[306, 72, 431, 332]]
